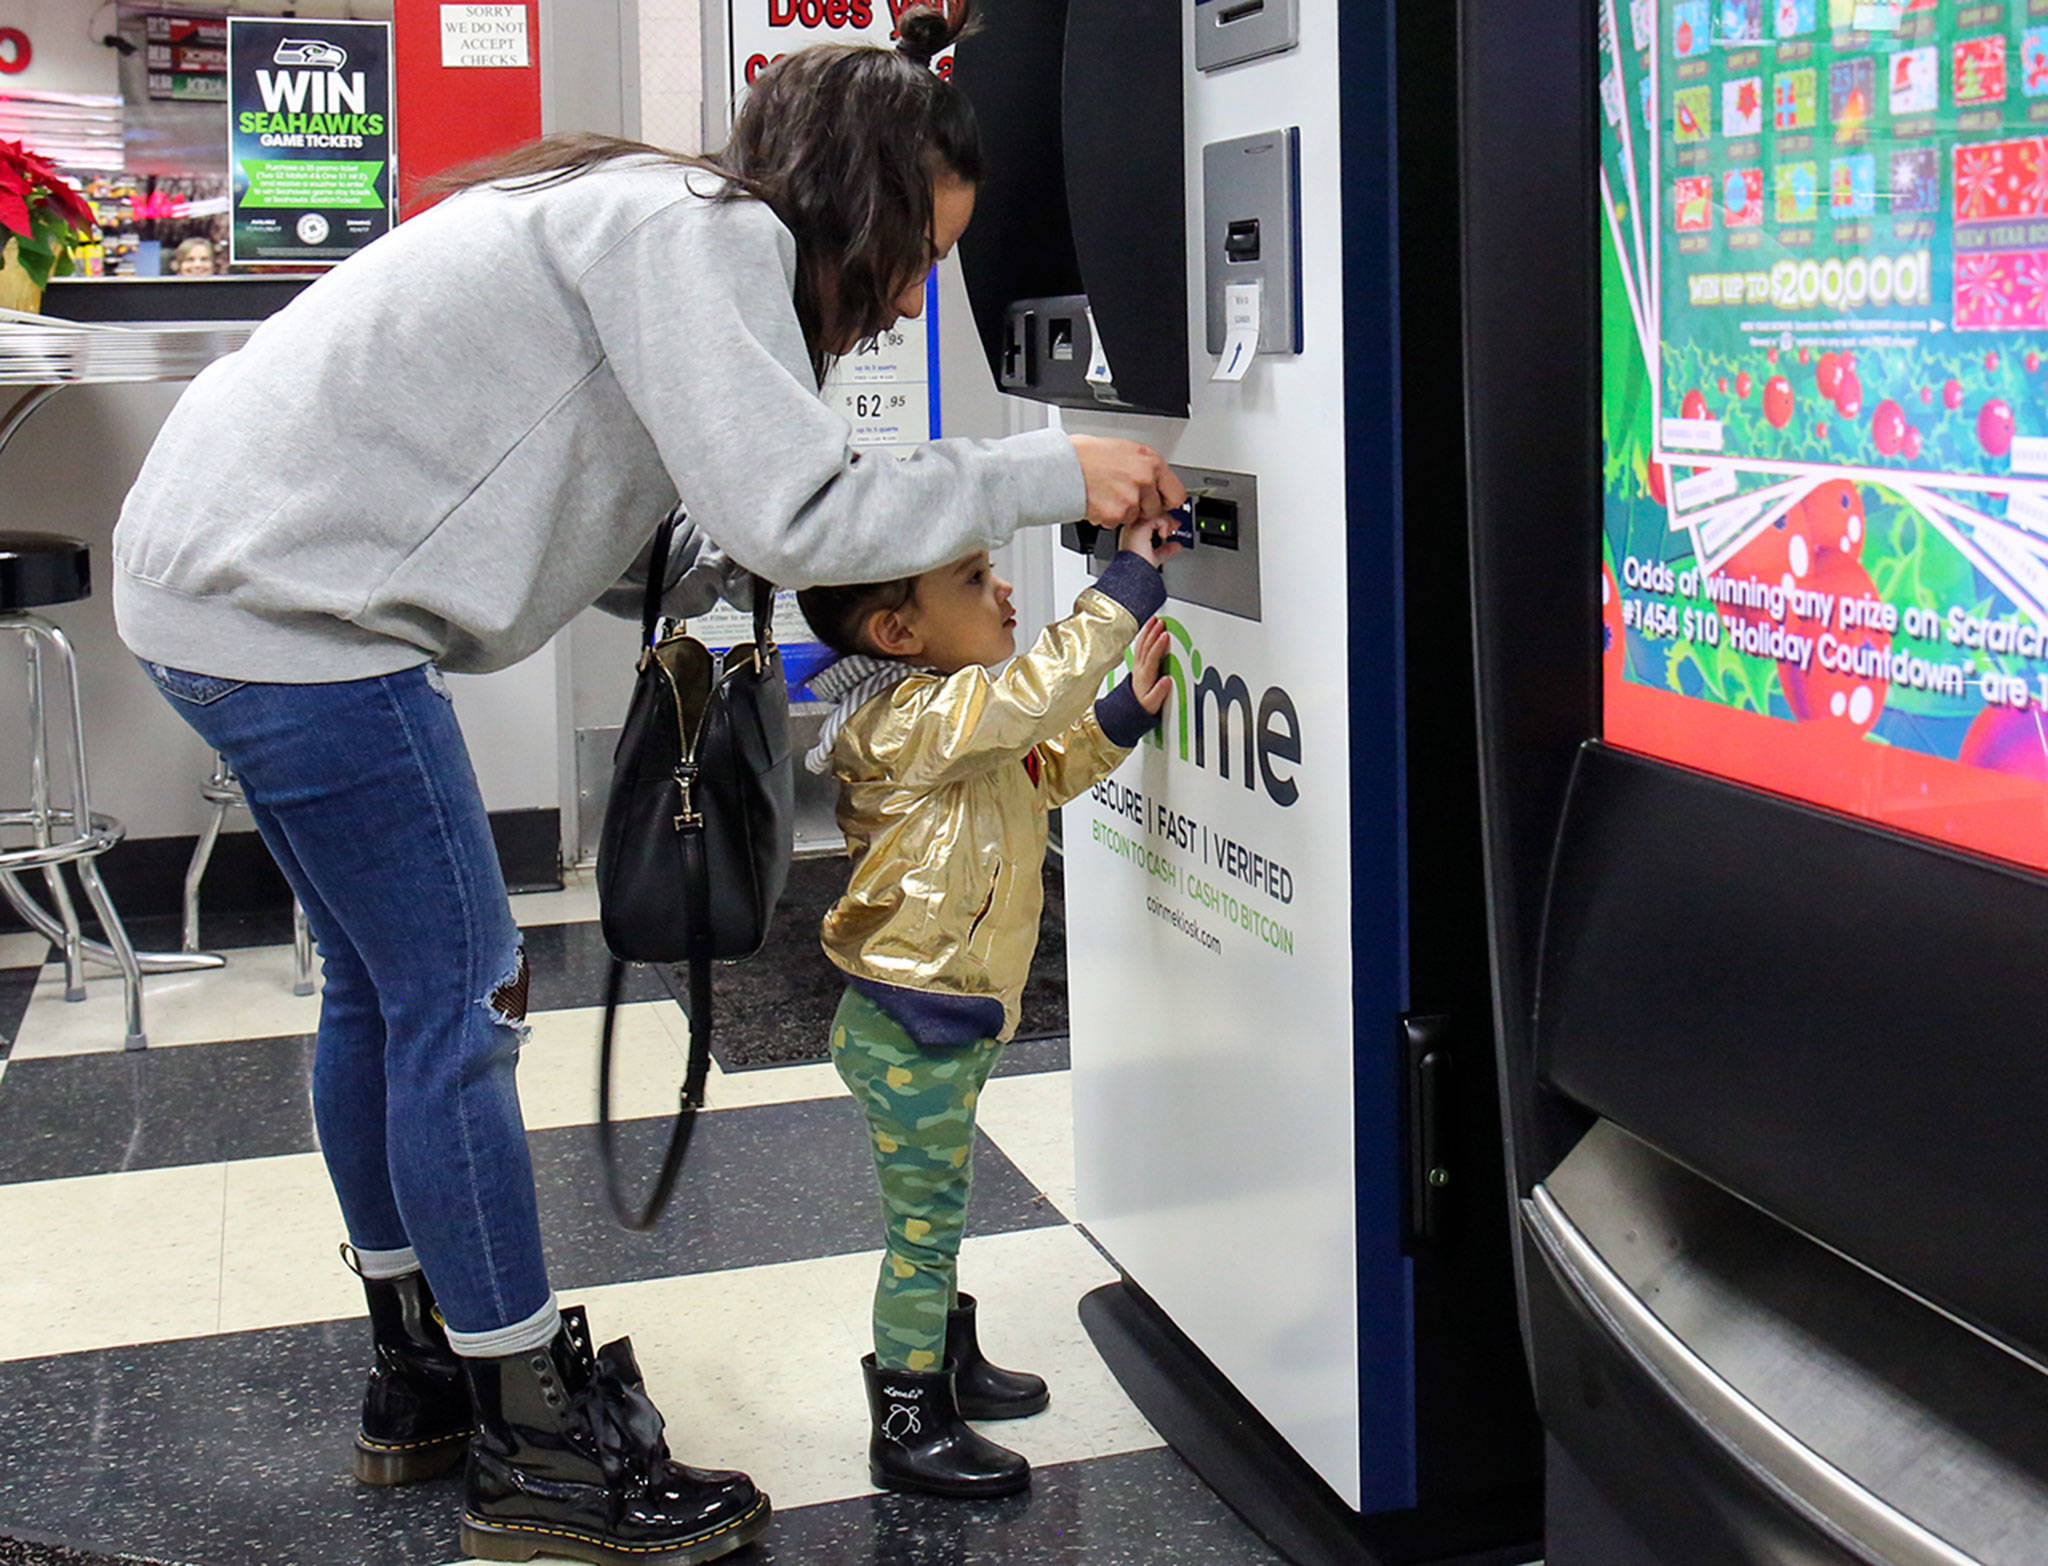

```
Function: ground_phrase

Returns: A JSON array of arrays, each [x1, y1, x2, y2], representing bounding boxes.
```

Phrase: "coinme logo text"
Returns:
[[1119, 617, 1301, 808]]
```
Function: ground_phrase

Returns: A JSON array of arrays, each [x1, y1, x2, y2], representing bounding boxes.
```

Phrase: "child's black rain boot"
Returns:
[[460, 1306, 771, 1564], [863, 1353, 1030, 1497], [945, 1293, 1049, 1420]]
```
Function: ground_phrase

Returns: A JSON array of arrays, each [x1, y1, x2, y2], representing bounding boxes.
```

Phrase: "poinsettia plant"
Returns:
[[0, 140, 97, 289]]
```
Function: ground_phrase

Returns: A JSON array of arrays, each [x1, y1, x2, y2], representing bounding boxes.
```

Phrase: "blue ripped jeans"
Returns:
[[141, 661, 552, 1342]]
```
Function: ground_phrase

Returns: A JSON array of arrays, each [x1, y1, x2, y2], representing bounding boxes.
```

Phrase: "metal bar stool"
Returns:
[[184, 754, 314, 997], [0, 532, 223, 1050]]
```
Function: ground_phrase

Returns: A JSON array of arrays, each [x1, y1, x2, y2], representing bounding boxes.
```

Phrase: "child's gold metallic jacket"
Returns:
[[819, 584, 1141, 1041]]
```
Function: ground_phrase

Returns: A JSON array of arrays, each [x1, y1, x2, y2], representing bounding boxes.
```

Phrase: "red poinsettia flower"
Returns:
[[42, 180, 95, 234], [0, 138, 97, 291], [13, 143, 56, 179], [0, 139, 94, 238]]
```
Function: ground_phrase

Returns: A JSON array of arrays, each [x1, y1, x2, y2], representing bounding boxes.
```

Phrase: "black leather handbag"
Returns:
[[594, 512, 794, 1229]]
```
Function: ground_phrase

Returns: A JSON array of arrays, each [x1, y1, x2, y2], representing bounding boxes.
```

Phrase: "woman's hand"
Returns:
[[1130, 617, 1175, 716], [1073, 435, 1186, 527]]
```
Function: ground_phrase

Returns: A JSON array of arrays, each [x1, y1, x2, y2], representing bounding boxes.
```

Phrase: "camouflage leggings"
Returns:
[[830, 987, 1003, 1372]]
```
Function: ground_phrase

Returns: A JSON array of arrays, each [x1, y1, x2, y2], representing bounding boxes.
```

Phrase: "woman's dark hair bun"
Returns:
[[895, 1, 967, 68]]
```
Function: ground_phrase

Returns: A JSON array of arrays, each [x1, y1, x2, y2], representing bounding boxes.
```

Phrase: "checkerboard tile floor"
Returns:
[[0, 873, 1283, 1566]]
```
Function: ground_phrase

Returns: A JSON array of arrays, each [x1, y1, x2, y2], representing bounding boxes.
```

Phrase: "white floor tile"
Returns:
[[701, 1059, 846, 1112], [0, 931, 50, 969], [218, 1152, 356, 1336], [9, 944, 320, 1058], [976, 1069, 1078, 1220], [0, 1162, 228, 1362], [0, 1046, 858, 1362], [517, 1002, 691, 1131], [571, 1223, 1159, 1514], [520, 1012, 854, 1127], [509, 869, 601, 928], [0, 1163, 1155, 1490]]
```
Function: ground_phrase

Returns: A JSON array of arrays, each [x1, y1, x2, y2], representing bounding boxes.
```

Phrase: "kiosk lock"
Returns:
[[1402, 1014, 1454, 1250]]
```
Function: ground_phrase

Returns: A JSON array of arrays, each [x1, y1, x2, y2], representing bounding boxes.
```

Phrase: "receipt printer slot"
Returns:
[[1195, 0, 1297, 72]]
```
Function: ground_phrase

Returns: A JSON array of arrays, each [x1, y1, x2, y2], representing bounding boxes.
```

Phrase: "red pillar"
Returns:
[[393, 0, 544, 217]]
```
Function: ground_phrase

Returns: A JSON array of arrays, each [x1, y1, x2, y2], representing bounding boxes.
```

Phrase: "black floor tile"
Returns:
[[707, 1020, 1067, 1080], [520, 920, 674, 1012], [0, 1317, 460, 1566], [0, 1318, 1277, 1566], [0, 1046, 1064, 1269], [0, 964, 40, 1059], [749, 1448, 1286, 1564], [119, 907, 302, 954], [3, 913, 664, 1015], [0, 1035, 318, 1185], [0, 1537, 175, 1566], [0, 905, 298, 957], [534, 1097, 1062, 1291], [679, 859, 1072, 1072], [994, 1034, 1070, 1077]]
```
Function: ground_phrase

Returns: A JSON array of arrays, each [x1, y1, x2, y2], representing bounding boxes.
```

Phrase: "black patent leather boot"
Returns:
[[946, 1293, 1049, 1420], [863, 1354, 1030, 1498], [460, 1306, 771, 1565], [351, 1265, 471, 1485]]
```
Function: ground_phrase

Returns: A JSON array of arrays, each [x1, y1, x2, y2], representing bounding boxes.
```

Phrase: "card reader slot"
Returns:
[[1192, 495, 1240, 549], [1219, 0, 1266, 22]]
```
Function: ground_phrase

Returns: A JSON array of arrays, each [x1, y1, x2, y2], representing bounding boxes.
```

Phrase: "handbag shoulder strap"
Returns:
[[597, 818, 716, 1230], [598, 953, 704, 1231], [641, 511, 678, 649], [644, 517, 774, 658]]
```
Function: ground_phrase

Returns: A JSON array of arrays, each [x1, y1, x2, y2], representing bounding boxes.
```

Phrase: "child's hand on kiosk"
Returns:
[[1130, 617, 1175, 716], [1117, 516, 1184, 567]]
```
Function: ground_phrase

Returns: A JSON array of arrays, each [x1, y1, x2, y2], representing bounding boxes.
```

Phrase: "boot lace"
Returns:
[[575, 1337, 671, 1491]]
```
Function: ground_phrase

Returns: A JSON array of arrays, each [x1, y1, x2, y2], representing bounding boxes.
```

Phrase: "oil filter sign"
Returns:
[[227, 18, 392, 264]]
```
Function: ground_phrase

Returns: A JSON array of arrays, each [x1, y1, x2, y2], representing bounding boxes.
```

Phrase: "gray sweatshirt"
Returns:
[[113, 161, 1084, 681]]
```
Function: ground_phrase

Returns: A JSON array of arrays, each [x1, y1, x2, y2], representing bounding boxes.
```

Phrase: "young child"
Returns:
[[797, 520, 1178, 1499]]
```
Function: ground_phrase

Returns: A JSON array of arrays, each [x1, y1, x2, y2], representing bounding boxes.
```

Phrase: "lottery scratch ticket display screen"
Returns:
[[1602, 0, 2048, 871]]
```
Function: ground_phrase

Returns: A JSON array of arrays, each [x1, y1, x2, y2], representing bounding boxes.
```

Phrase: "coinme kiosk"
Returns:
[[953, 3, 1539, 1560]]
